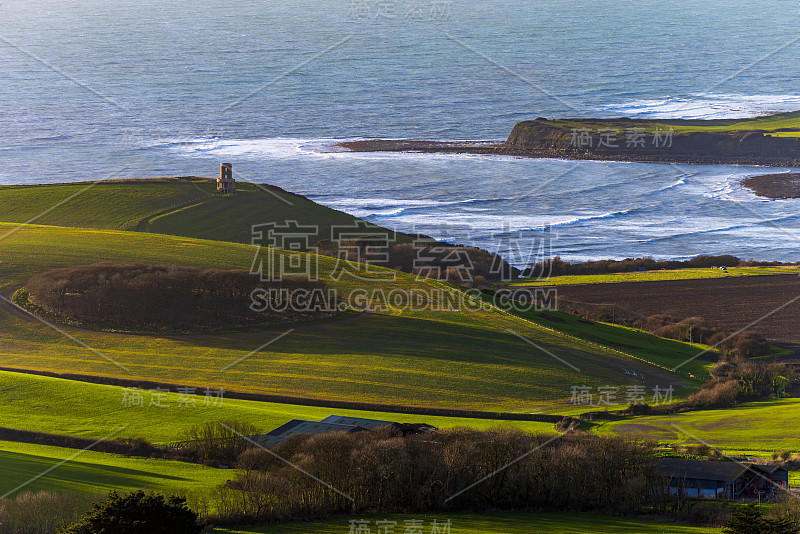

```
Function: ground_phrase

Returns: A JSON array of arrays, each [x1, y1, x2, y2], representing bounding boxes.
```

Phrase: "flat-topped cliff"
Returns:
[[339, 111, 800, 166]]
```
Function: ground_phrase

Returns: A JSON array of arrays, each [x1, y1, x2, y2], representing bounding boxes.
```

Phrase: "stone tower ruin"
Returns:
[[217, 163, 235, 193]]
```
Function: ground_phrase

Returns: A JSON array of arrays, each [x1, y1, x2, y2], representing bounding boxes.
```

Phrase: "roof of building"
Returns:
[[249, 414, 438, 449], [750, 463, 789, 476], [659, 458, 750, 483], [319, 415, 396, 429], [249, 415, 398, 449]]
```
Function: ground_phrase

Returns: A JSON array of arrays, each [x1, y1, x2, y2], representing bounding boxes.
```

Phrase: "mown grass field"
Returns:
[[0, 371, 557, 443], [473, 292, 712, 381], [546, 110, 800, 136], [0, 440, 229, 498], [511, 267, 798, 287], [595, 398, 800, 451], [0, 223, 696, 411], [211, 512, 719, 534], [0, 178, 406, 245]]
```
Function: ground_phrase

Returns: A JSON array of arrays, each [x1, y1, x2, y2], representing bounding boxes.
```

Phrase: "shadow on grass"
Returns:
[[0, 449, 192, 497]]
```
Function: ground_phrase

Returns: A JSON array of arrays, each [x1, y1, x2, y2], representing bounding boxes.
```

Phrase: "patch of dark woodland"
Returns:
[[21, 262, 337, 333]]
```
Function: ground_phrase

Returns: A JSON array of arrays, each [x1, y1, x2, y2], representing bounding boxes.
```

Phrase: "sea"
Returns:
[[2, 0, 800, 266]]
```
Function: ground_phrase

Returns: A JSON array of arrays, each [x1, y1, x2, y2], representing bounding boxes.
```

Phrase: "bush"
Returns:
[[685, 379, 739, 409], [722, 503, 798, 534], [58, 491, 202, 534], [180, 420, 260, 466], [687, 501, 730, 526], [770, 495, 800, 526], [0, 491, 99, 534]]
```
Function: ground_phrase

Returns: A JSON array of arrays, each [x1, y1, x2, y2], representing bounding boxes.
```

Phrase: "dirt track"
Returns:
[[552, 274, 800, 351]]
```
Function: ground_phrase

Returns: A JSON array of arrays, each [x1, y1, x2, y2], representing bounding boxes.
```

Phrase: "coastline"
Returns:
[[338, 112, 800, 167], [337, 138, 800, 167], [741, 172, 800, 199]]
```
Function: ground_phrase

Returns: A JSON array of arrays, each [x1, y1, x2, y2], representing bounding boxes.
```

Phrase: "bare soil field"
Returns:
[[552, 274, 800, 351]]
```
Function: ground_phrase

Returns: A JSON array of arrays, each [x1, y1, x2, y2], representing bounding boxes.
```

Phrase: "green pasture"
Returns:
[[543, 110, 800, 135], [0, 440, 229, 499], [0, 224, 695, 411], [0, 370, 557, 443], [212, 511, 718, 534], [0, 178, 405, 246], [465, 289, 710, 381], [595, 398, 800, 451]]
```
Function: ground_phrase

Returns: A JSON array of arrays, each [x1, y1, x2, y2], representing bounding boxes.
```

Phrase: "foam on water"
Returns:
[[164, 137, 351, 158], [604, 93, 800, 119]]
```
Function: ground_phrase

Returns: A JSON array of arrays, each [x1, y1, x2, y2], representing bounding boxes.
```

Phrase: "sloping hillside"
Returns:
[[0, 178, 406, 246], [0, 223, 696, 412]]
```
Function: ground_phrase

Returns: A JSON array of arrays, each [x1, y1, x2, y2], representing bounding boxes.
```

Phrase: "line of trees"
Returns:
[[315, 239, 518, 285], [25, 263, 335, 332], [195, 427, 663, 525], [524, 254, 791, 277]]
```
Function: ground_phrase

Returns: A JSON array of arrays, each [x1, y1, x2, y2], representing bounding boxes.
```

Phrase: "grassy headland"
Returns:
[[340, 111, 800, 166], [0, 178, 412, 246]]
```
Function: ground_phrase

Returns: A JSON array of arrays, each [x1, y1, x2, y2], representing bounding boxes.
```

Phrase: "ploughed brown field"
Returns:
[[552, 274, 800, 352]]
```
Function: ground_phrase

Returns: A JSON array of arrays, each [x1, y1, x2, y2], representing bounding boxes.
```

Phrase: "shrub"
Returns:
[[58, 491, 202, 534], [769, 495, 800, 526], [180, 420, 260, 466], [687, 501, 730, 526], [0, 491, 99, 534], [685, 379, 739, 408], [722, 503, 798, 534]]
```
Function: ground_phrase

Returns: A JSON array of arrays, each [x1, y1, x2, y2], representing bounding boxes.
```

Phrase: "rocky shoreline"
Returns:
[[338, 138, 800, 166], [338, 114, 800, 167], [741, 173, 800, 199]]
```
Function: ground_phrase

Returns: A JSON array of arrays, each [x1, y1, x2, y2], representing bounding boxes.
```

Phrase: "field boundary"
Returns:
[[0, 427, 145, 455], [0, 367, 566, 423]]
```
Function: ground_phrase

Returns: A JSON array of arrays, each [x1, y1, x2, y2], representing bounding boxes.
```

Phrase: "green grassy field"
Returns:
[[595, 398, 800, 451], [0, 223, 698, 411], [472, 292, 712, 382], [0, 439, 229, 498], [0, 371, 557, 443], [510, 267, 798, 287], [543, 110, 800, 136], [211, 512, 718, 534], [0, 178, 407, 246]]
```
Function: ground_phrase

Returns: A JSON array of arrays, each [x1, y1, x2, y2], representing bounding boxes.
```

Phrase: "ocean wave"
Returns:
[[312, 196, 520, 219], [702, 173, 776, 202], [160, 136, 532, 162], [161, 137, 354, 158], [604, 92, 800, 120]]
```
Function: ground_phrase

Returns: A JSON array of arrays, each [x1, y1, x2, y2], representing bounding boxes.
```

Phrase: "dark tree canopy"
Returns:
[[58, 491, 203, 534], [25, 263, 336, 332]]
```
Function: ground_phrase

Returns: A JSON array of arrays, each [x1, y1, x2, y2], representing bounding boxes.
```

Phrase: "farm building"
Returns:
[[250, 415, 437, 449], [660, 458, 789, 499]]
